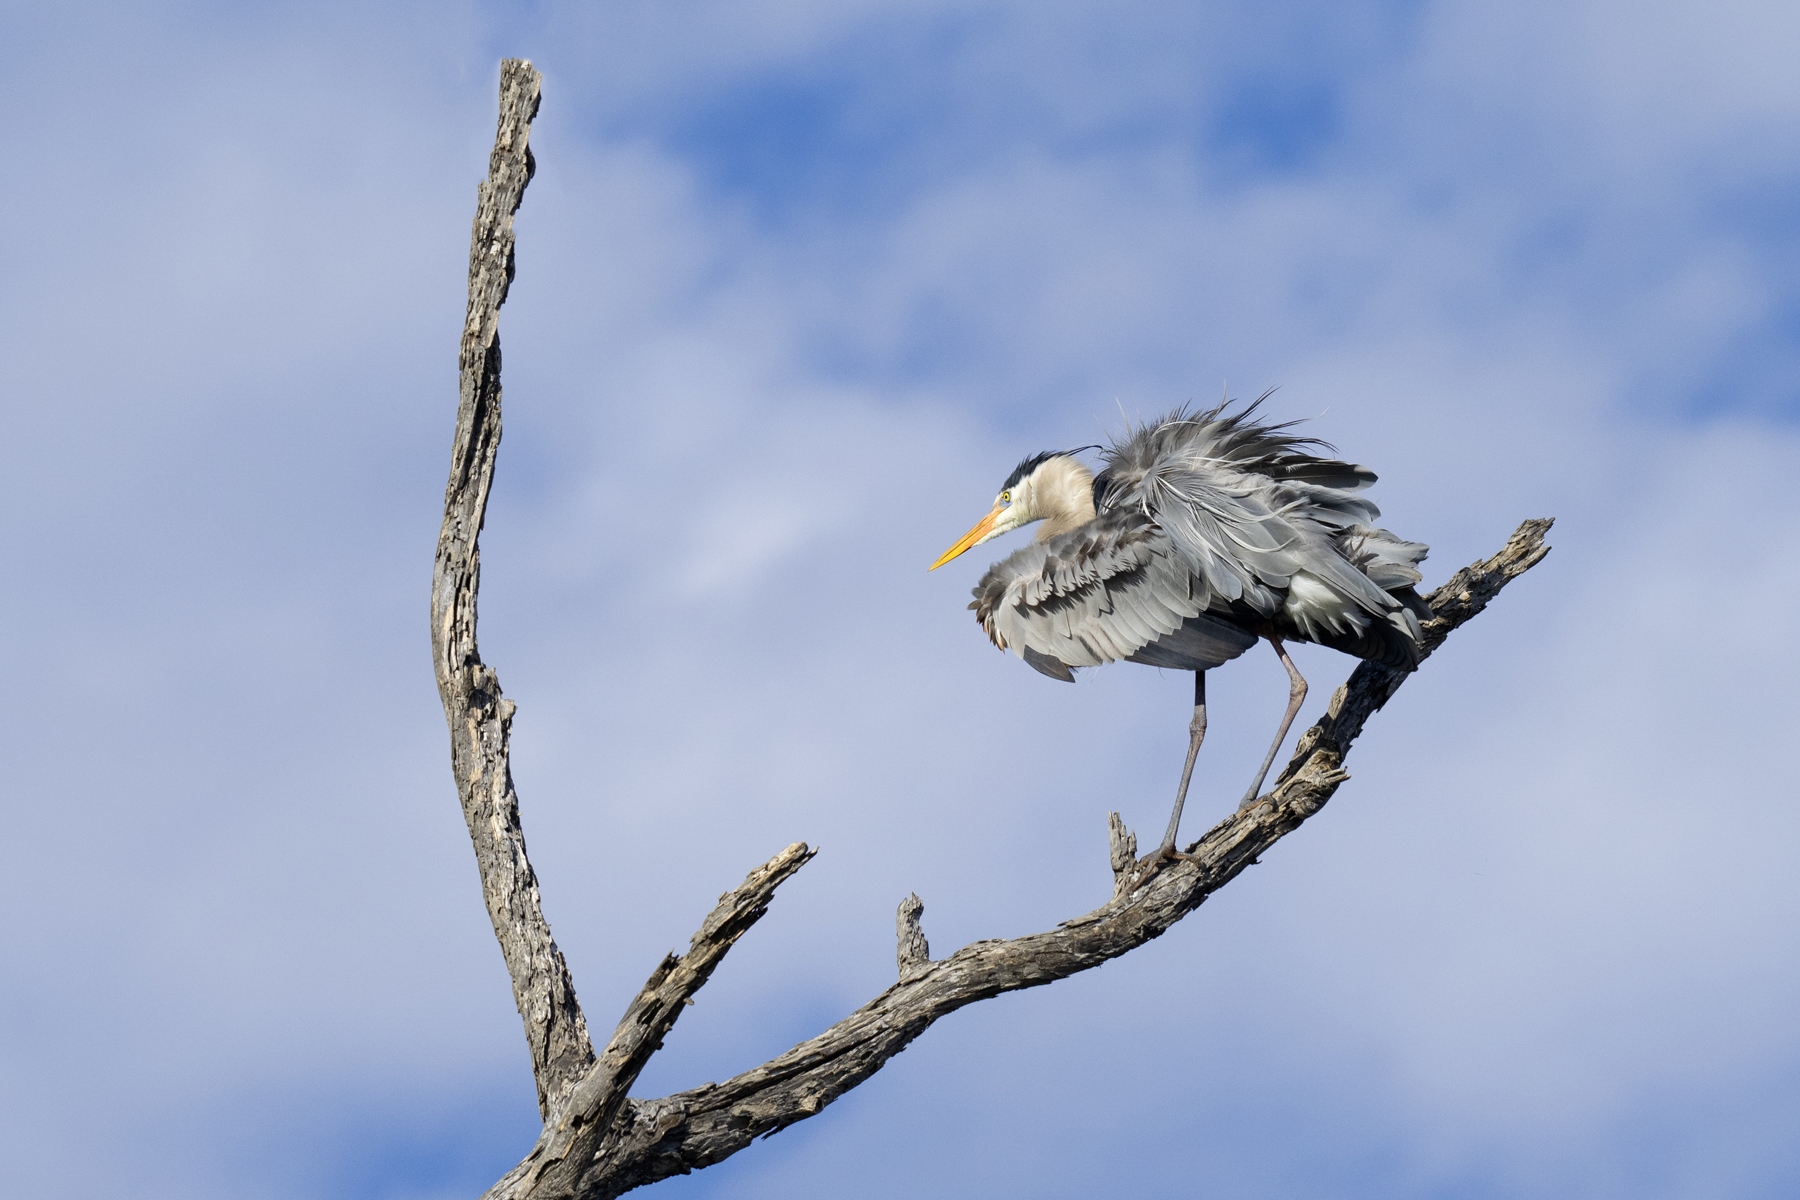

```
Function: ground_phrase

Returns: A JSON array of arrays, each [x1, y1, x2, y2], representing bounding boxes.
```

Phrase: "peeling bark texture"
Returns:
[[432, 59, 593, 1124], [1107, 811, 1139, 896], [442, 51, 1556, 1200], [896, 894, 931, 976]]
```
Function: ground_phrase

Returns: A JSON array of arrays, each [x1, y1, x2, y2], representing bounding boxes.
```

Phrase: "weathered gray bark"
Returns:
[[432, 59, 594, 1124], [438, 62, 1554, 1200]]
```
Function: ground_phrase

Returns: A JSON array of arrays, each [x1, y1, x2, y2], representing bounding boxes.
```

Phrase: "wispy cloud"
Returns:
[[2, 2, 1796, 1198]]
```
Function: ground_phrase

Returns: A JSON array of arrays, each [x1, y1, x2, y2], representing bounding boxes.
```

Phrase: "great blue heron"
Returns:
[[929, 399, 1429, 872]]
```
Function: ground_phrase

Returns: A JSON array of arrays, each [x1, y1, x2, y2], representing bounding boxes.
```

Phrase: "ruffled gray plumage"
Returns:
[[972, 399, 1429, 680]]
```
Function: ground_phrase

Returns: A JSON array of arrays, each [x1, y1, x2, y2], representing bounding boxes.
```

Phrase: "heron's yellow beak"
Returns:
[[929, 505, 1004, 570]]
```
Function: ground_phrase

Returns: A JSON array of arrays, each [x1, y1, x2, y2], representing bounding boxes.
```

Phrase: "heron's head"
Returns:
[[929, 449, 1097, 570]]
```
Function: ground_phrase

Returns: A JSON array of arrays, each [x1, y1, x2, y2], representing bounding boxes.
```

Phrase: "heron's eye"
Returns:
[[1000, 490, 1012, 504]]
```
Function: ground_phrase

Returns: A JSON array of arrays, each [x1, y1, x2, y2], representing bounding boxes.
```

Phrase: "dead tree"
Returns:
[[433, 60, 1554, 1200]]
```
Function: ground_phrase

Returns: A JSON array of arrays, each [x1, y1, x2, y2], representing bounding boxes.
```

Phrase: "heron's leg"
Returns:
[[1237, 637, 1307, 810], [1150, 670, 1207, 860]]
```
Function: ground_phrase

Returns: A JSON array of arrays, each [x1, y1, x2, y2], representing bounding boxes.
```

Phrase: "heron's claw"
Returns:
[[1127, 844, 1198, 892]]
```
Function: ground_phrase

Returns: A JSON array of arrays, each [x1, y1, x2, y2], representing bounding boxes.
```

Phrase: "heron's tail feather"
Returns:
[[1021, 647, 1076, 681], [1339, 524, 1428, 590], [1305, 594, 1428, 669]]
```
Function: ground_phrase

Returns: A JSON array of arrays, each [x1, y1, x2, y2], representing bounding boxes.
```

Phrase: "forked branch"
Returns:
[[439, 61, 1554, 1200], [516, 520, 1552, 1200]]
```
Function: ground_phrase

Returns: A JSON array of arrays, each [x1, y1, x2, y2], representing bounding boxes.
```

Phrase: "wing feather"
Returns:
[[972, 509, 1257, 677]]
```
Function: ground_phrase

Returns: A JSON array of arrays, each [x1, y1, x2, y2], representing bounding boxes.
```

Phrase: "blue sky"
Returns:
[[3, 2, 1798, 1198]]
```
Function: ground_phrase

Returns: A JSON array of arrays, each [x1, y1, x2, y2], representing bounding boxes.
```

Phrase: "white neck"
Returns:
[[1028, 456, 1097, 540]]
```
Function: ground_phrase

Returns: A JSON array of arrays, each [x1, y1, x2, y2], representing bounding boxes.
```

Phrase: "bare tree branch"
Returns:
[[484, 523, 1552, 1200], [487, 844, 818, 1199], [441, 53, 1556, 1200], [432, 59, 594, 1124]]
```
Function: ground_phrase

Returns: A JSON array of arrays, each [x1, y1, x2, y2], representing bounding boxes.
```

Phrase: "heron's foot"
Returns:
[[1126, 843, 1198, 891]]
